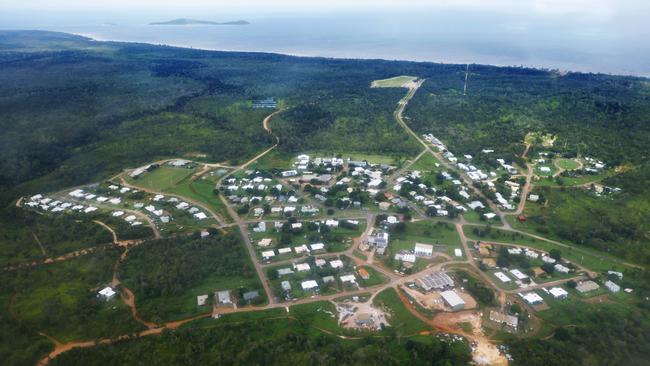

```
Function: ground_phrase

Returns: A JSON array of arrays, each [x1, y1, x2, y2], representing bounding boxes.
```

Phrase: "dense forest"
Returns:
[[406, 66, 650, 166], [119, 233, 262, 322]]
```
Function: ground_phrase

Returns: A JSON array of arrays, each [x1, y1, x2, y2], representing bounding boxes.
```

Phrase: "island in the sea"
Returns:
[[149, 18, 249, 26]]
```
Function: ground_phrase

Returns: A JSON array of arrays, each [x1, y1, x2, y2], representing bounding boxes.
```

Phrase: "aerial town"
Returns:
[[13, 78, 636, 366]]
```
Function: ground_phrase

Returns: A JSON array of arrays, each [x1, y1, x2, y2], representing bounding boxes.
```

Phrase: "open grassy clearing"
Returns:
[[372, 288, 429, 335], [535, 169, 615, 187], [166, 176, 232, 223], [127, 166, 196, 192], [409, 153, 442, 172], [371, 75, 418, 88], [555, 158, 580, 170]]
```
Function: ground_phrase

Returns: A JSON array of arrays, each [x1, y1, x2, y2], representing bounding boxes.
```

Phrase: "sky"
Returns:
[[0, 0, 646, 16]]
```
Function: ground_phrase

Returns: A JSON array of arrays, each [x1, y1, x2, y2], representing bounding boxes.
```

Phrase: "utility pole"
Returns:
[[463, 64, 469, 95]]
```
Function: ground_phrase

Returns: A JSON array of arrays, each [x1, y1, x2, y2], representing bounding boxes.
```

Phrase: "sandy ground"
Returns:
[[434, 311, 508, 366], [335, 300, 389, 330], [403, 286, 477, 311]]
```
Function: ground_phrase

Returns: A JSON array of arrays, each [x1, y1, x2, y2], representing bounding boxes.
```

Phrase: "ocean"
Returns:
[[1, 10, 649, 76]]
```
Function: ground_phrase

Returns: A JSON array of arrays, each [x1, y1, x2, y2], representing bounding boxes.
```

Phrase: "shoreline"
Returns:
[[69, 31, 648, 79]]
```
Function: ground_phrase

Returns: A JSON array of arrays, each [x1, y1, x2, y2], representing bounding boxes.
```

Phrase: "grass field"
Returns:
[[385, 221, 462, 271], [535, 170, 615, 187], [555, 158, 580, 170], [166, 176, 232, 223], [371, 75, 417, 88], [409, 153, 442, 172], [129, 166, 196, 192], [462, 209, 503, 226], [373, 288, 429, 335], [358, 265, 389, 287]]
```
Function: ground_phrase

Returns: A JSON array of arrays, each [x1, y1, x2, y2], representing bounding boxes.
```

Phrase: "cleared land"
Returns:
[[371, 75, 418, 88]]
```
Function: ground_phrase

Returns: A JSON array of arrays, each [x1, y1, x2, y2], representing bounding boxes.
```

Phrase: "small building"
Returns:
[[216, 290, 232, 305], [277, 268, 294, 276], [576, 280, 600, 293], [440, 290, 465, 311], [197, 294, 208, 306], [340, 274, 357, 284], [554, 264, 570, 274], [454, 248, 463, 257], [301, 280, 319, 291], [605, 280, 621, 293], [358, 268, 370, 280], [607, 271, 623, 280], [510, 269, 529, 281], [395, 253, 416, 263], [310, 243, 325, 251], [367, 231, 389, 248], [494, 272, 511, 283], [281, 281, 292, 291], [243, 291, 259, 302], [292, 262, 310, 272], [261, 250, 275, 259], [330, 260, 344, 269], [548, 287, 568, 299], [294, 245, 309, 254], [98, 286, 117, 301], [378, 202, 391, 211], [258, 238, 273, 247], [414, 243, 434, 257], [322, 276, 335, 284], [520, 292, 543, 305]]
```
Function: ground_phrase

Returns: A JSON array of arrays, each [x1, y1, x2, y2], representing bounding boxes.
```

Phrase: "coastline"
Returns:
[[15, 29, 650, 78]]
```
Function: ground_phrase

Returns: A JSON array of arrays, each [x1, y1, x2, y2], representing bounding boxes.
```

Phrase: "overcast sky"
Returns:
[[1, 0, 646, 16]]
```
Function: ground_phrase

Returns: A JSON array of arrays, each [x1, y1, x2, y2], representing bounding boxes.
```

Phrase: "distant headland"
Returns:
[[149, 18, 249, 26]]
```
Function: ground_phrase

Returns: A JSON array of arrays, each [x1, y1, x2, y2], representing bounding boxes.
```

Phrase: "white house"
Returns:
[[605, 280, 621, 293], [510, 269, 528, 280], [520, 292, 543, 305], [549, 287, 568, 299], [340, 274, 356, 284], [414, 243, 434, 257], [310, 243, 325, 251], [395, 253, 416, 263], [301, 280, 319, 290], [494, 272, 511, 283], [98, 286, 117, 301], [295, 263, 311, 272], [554, 264, 570, 274]]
